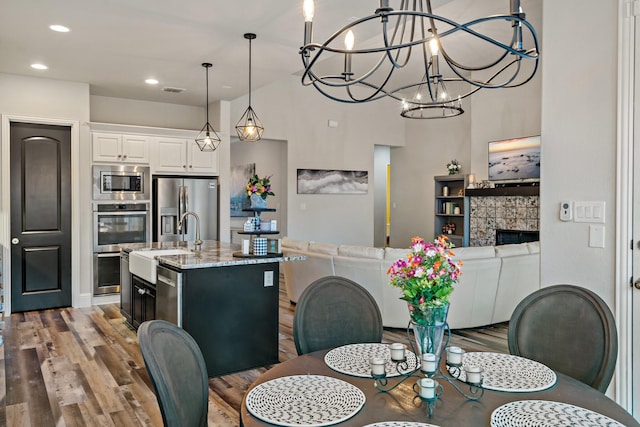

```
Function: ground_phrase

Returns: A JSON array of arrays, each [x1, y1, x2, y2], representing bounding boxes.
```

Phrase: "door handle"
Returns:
[[634, 278, 640, 290], [11, 238, 19, 245]]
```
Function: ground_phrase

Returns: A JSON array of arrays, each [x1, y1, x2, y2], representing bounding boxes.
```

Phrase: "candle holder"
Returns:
[[371, 323, 484, 418]]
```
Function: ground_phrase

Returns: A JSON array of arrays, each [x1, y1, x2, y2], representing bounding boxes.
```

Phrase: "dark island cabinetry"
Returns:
[[181, 263, 280, 377]]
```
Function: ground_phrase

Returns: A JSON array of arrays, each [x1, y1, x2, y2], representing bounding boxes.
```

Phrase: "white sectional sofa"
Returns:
[[281, 237, 540, 330]]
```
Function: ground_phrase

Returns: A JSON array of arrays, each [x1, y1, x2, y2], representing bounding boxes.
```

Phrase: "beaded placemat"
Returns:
[[491, 400, 625, 427], [245, 375, 366, 427], [449, 352, 556, 392], [324, 343, 418, 378], [363, 422, 441, 427]]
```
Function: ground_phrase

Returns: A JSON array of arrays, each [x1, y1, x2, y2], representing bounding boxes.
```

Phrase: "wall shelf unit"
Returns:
[[434, 174, 469, 247]]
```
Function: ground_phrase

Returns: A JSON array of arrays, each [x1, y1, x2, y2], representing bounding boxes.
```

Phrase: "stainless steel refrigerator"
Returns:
[[152, 177, 218, 243]]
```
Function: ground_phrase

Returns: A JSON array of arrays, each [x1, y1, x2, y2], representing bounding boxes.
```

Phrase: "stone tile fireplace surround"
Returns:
[[469, 195, 539, 247]]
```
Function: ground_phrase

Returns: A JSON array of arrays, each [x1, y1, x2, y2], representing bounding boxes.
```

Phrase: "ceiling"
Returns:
[[0, 0, 541, 107]]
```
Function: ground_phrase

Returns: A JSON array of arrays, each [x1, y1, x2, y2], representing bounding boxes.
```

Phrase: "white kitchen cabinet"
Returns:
[[92, 133, 149, 164], [154, 137, 218, 175]]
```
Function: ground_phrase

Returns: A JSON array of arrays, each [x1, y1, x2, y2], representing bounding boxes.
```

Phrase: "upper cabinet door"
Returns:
[[187, 140, 218, 175], [92, 132, 149, 164], [121, 135, 150, 164], [92, 133, 122, 163], [154, 137, 189, 173], [154, 138, 218, 175]]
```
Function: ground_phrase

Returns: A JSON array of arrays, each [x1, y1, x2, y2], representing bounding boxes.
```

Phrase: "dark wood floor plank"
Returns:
[[6, 348, 56, 425]]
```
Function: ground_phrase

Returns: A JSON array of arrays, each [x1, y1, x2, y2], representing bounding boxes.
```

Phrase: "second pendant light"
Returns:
[[236, 33, 264, 142]]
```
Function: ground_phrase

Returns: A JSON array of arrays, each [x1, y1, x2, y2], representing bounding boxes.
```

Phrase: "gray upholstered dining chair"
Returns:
[[293, 275, 383, 355], [508, 284, 618, 392], [138, 320, 209, 427]]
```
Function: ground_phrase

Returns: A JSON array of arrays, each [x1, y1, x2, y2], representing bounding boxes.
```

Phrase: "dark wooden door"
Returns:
[[10, 122, 72, 312]]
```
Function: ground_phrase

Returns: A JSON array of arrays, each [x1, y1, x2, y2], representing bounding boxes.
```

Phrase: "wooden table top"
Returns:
[[240, 349, 639, 427]]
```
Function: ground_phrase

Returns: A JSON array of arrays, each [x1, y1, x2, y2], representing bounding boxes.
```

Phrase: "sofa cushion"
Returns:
[[282, 237, 309, 251], [308, 242, 339, 255], [495, 243, 529, 257], [338, 245, 384, 260], [452, 246, 496, 260], [384, 247, 411, 261]]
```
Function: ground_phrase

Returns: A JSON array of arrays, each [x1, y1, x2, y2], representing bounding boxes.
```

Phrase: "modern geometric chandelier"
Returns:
[[195, 62, 222, 151], [300, 0, 540, 119], [236, 33, 265, 141]]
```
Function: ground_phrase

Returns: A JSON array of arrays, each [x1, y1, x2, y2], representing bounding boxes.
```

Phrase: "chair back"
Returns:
[[293, 276, 383, 355], [138, 320, 209, 427], [508, 284, 618, 392]]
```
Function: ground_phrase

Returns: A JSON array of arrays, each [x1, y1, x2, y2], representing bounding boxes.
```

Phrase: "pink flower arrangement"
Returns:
[[387, 236, 462, 313]]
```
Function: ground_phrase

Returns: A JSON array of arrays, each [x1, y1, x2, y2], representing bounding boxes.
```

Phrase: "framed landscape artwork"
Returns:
[[297, 169, 368, 194]]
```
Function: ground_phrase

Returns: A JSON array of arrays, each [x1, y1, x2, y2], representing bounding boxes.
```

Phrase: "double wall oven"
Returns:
[[93, 165, 151, 295]]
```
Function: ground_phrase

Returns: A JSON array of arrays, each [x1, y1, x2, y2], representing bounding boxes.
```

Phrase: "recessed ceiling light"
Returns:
[[31, 63, 48, 70], [49, 24, 70, 33], [145, 78, 159, 85]]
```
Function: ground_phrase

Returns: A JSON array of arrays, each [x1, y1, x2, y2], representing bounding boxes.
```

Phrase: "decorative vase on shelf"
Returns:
[[249, 193, 267, 209], [409, 303, 450, 358]]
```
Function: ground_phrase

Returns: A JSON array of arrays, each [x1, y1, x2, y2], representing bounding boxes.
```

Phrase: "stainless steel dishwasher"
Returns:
[[120, 251, 132, 324], [156, 264, 182, 326]]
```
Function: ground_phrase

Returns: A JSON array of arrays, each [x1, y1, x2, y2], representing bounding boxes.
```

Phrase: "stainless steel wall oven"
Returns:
[[93, 202, 150, 295]]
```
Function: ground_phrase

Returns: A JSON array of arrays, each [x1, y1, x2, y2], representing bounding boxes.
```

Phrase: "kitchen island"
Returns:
[[120, 241, 305, 377]]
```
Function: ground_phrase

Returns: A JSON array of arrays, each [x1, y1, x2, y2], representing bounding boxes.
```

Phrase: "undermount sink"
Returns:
[[128, 249, 191, 284]]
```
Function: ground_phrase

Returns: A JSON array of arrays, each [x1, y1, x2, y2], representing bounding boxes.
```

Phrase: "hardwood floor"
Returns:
[[0, 284, 508, 427]]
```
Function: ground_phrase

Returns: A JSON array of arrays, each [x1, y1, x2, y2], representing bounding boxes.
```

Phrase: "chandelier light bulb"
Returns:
[[303, 0, 315, 22], [344, 30, 355, 50], [429, 38, 439, 56]]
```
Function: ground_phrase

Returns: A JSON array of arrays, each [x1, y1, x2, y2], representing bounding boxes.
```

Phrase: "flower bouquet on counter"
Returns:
[[446, 160, 461, 175]]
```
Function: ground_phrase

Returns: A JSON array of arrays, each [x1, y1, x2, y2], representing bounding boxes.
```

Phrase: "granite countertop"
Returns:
[[120, 240, 305, 270]]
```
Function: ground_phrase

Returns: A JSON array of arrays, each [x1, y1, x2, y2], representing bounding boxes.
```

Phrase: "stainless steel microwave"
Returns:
[[93, 165, 150, 200]]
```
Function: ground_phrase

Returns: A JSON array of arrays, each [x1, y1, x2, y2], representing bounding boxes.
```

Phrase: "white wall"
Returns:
[[470, 70, 543, 182], [230, 138, 287, 237], [389, 106, 471, 247], [0, 73, 92, 308], [91, 95, 204, 130], [540, 2, 617, 308], [231, 76, 406, 246]]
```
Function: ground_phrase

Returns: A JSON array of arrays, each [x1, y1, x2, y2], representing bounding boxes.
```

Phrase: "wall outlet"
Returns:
[[560, 201, 572, 221], [264, 271, 274, 287]]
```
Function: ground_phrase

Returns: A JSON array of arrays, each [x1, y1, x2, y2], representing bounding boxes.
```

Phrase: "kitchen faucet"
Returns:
[[178, 211, 203, 250]]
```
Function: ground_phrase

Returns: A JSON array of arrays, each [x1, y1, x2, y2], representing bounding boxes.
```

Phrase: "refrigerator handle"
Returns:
[[183, 186, 189, 234], [179, 186, 186, 235], [184, 185, 189, 213]]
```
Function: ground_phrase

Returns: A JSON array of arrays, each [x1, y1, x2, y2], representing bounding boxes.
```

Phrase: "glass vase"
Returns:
[[409, 303, 450, 358], [249, 193, 267, 209]]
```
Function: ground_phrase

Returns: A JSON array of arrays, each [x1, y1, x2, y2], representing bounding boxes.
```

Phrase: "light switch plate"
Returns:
[[574, 201, 605, 223]]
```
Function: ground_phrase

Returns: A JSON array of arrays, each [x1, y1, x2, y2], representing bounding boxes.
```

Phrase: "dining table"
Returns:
[[240, 346, 640, 427]]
